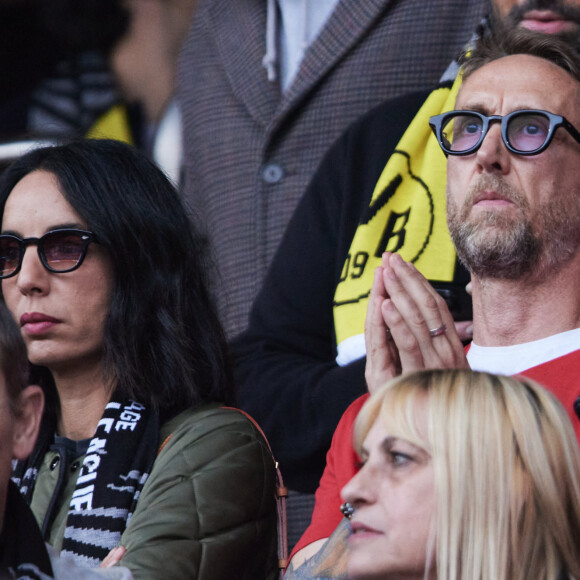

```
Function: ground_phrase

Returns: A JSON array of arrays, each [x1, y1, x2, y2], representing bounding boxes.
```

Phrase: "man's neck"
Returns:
[[471, 255, 580, 346]]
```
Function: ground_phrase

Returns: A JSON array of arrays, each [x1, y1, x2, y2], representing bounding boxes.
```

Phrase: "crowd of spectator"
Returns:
[[1, 1, 580, 579]]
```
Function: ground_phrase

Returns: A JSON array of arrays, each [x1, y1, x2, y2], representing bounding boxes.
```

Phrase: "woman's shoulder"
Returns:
[[159, 403, 272, 450], [119, 404, 279, 578], [155, 403, 276, 478]]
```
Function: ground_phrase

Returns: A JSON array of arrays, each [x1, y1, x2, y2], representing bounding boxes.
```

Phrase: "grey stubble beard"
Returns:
[[447, 174, 579, 282]]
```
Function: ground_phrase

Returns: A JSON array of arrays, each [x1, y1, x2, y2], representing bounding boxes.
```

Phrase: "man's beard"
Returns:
[[502, 0, 580, 51], [447, 174, 580, 280]]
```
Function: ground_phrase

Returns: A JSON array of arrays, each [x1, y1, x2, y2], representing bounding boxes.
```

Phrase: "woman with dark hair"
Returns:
[[0, 300, 134, 579], [3, 139, 279, 579]]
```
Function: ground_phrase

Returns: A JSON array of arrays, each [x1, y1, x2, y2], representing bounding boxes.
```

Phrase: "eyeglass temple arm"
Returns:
[[563, 119, 580, 146], [428, 119, 449, 157]]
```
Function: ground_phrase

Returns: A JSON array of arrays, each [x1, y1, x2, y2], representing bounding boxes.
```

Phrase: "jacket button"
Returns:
[[49, 456, 60, 471], [262, 163, 284, 184]]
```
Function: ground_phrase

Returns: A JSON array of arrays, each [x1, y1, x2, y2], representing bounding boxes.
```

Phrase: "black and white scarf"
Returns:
[[28, 50, 118, 138], [12, 394, 159, 568]]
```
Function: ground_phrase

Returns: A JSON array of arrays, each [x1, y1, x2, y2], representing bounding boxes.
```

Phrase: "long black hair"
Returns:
[[0, 139, 234, 411]]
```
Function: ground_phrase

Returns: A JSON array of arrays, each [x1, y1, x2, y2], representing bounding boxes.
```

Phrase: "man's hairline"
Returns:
[[454, 54, 580, 123]]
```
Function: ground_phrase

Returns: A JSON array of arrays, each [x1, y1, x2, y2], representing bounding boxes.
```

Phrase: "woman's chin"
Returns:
[[347, 549, 382, 579], [25, 350, 56, 369], [26, 348, 68, 373], [347, 548, 429, 580]]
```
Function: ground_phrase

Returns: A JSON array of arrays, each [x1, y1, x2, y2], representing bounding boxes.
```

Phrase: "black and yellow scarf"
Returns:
[[333, 74, 463, 365]]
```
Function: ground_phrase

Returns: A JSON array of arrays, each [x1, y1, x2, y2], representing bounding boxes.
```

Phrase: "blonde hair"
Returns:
[[354, 369, 580, 580]]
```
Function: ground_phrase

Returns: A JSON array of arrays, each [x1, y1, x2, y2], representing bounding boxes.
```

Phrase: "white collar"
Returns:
[[467, 328, 580, 375]]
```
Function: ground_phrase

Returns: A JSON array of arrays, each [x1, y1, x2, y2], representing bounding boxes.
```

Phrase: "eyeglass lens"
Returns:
[[0, 231, 88, 277], [442, 112, 551, 153]]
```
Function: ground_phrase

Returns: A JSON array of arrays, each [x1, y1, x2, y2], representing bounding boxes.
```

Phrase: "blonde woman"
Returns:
[[340, 369, 580, 580]]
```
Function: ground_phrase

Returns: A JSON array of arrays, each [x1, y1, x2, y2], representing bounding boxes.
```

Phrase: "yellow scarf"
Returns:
[[86, 104, 134, 144], [333, 76, 462, 355]]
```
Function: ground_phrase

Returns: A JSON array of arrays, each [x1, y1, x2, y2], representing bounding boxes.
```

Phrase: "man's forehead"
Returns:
[[456, 54, 580, 114]]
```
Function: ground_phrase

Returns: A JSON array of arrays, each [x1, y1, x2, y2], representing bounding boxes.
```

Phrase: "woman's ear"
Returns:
[[12, 386, 44, 461]]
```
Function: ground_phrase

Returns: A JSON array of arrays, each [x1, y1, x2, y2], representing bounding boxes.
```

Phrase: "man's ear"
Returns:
[[12, 385, 44, 461]]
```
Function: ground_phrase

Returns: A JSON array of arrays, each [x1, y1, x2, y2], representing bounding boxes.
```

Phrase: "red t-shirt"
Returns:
[[290, 349, 580, 559]]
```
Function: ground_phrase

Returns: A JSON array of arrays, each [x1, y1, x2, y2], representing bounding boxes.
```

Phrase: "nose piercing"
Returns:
[[340, 502, 355, 519]]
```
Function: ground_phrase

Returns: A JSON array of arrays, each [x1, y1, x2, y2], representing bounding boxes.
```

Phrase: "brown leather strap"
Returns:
[[221, 407, 288, 577], [157, 434, 173, 456]]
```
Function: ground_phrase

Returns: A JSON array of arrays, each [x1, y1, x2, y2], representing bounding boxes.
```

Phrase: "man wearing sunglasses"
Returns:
[[438, 37, 580, 293], [234, 0, 580, 569], [366, 27, 580, 398], [279, 25, 580, 578]]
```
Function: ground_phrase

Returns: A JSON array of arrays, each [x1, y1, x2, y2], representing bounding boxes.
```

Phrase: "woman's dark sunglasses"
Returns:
[[429, 109, 580, 156], [0, 229, 97, 279]]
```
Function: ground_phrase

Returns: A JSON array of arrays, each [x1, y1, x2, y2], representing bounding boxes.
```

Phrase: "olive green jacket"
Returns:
[[30, 404, 279, 580]]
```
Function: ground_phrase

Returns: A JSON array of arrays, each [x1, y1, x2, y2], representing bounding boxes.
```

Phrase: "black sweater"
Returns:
[[232, 88, 452, 492]]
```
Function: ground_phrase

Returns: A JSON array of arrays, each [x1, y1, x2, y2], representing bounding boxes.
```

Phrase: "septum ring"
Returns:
[[340, 502, 355, 519], [429, 324, 447, 338]]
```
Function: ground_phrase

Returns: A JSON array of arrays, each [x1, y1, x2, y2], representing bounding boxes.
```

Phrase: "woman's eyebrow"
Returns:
[[380, 435, 398, 453], [381, 435, 429, 456], [1, 222, 86, 237], [46, 222, 86, 231]]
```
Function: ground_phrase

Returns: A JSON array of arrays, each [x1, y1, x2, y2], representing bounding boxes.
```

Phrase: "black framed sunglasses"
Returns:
[[429, 109, 580, 156], [0, 229, 98, 279]]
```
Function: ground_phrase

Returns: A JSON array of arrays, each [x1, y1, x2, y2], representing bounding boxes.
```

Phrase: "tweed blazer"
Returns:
[[177, 0, 490, 338]]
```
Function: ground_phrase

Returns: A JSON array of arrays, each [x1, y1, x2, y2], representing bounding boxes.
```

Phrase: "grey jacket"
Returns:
[[177, 0, 490, 338]]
